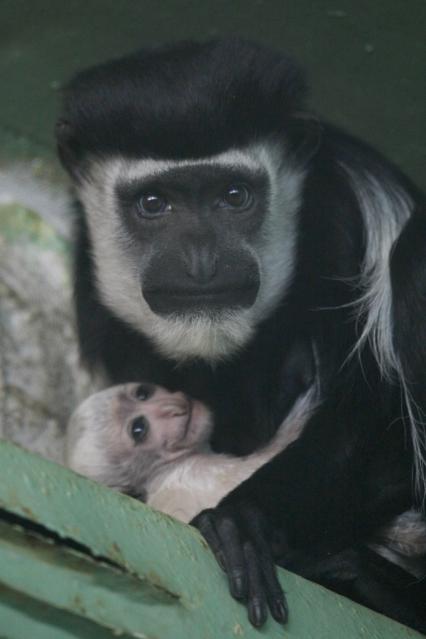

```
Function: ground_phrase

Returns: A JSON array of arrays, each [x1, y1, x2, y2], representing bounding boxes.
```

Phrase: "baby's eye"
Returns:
[[135, 384, 154, 401], [129, 416, 149, 443]]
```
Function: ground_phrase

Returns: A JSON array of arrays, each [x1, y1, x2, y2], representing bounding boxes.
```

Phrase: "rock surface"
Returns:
[[0, 163, 94, 463]]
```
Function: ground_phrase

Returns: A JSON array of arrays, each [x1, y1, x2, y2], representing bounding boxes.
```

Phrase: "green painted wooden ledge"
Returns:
[[0, 440, 422, 638]]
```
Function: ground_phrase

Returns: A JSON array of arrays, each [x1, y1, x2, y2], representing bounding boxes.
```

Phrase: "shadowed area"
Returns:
[[0, 0, 424, 185]]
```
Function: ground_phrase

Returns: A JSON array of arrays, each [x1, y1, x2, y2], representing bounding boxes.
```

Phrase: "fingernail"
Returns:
[[272, 600, 288, 623], [249, 602, 267, 627], [231, 576, 244, 599]]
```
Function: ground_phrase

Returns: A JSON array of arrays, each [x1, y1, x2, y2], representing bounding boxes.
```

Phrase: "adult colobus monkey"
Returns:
[[56, 39, 426, 628]]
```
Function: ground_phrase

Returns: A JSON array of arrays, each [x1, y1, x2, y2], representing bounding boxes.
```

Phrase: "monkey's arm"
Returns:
[[192, 384, 412, 627]]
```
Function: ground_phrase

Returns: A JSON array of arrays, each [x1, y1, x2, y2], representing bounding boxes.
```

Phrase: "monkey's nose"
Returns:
[[183, 242, 218, 284], [159, 402, 189, 418]]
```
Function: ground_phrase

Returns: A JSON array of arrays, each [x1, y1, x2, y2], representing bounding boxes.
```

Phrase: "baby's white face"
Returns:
[[115, 382, 212, 457], [66, 382, 213, 493]]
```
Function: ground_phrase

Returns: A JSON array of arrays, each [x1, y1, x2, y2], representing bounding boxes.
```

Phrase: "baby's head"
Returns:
[[66, 382, 212, 498]]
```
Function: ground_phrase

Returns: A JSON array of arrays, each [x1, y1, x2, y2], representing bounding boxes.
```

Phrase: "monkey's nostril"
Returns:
[[135, 383, 154, 401]]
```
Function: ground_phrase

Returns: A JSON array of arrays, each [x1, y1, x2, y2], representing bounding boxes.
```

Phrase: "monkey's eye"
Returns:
[[129, 416, 149, 444], [219, 184, 253, 210], [136, 193, 170, 218], [135, 383, 153, 401]]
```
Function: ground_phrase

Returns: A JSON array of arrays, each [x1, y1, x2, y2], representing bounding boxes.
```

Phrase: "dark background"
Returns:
[[0, 0, 424, 186]]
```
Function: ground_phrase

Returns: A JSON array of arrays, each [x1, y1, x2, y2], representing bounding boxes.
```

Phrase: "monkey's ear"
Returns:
[[55, 119, 85, 181], [290, 112, 323, 166]]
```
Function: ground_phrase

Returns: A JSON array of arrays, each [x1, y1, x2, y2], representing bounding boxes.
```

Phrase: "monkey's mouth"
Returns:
[[143, 284, 259, 315], [167, 397, 198, 450], [175, 397, 212, 451], [180, 398, 193, 441], [162, 399, 189, 416]]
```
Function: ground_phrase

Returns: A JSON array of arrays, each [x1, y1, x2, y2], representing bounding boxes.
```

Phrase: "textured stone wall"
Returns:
[[0, 163, 94, 463]]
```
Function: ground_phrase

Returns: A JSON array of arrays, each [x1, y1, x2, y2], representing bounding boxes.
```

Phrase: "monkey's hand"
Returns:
[[191, 501, 288, 628]]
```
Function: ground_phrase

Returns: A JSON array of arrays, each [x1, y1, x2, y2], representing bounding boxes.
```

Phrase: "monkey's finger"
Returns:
[[193, 509, 249, 601], [235, 501, 287, 623], [193, 510, 227, 572], [244, 541, 268, 627], [216, 515, 247, 601], [239, 509, 287, 625], [261, 556, 288, 623]]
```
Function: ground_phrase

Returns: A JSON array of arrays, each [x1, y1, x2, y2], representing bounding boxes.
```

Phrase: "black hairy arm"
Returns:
[[192, 372, 413, 627]]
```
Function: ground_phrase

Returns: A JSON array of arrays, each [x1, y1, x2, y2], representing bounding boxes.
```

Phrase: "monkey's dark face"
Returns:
[[116, 163, 265, 316], [76, 144, 304, 361]]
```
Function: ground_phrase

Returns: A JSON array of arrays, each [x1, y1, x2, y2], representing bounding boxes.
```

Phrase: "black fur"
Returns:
[[57, 39, 426, 631], [58, 39, 306, 162]]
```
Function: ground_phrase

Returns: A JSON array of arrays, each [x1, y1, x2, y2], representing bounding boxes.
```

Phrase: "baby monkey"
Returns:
[[66, 381, 426, 632], [66, 381, 309, 522], [66, 381, 425, 564]]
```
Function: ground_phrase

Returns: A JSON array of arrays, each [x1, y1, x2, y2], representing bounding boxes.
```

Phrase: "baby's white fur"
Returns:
[[146, 388, 314, 521], [66, 384, 315, 522]]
